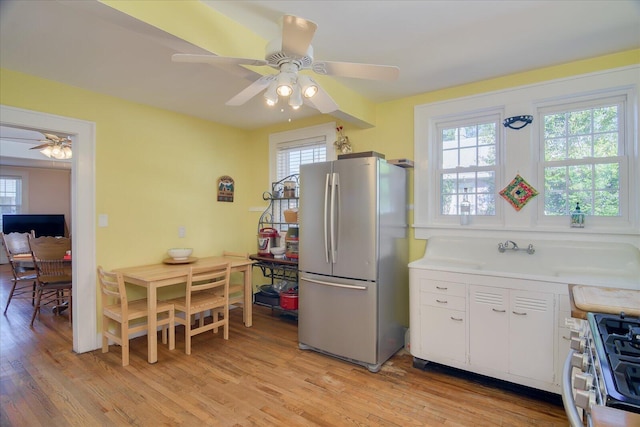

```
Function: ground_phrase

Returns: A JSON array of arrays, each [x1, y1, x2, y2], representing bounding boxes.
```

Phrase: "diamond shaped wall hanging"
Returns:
[[500, 174, 538, 211]]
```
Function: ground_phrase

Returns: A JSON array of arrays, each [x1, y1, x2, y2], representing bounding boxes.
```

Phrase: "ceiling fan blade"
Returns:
[[281, 15, 317, 58], [172, 54, 268, 67], [305, 86, 338, 114], [226, 75, 276, 106], [29, 143, 53, 150], [312, 61, 400, 81]]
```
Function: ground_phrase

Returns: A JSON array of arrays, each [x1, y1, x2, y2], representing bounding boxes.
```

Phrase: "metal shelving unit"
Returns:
[[252, 174, 299, 317]]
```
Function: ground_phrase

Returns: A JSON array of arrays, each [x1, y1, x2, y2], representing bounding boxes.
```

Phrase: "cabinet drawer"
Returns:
[[419, 279, 466, 297], [420, 292, 466, 311]]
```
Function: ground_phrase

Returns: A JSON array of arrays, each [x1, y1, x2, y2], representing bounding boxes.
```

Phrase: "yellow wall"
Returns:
[[0, 69, 262, 276], [2, 48, 638, 328]]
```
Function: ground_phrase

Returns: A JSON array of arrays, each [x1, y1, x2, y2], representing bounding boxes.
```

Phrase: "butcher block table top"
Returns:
[[569, 284, 640, 319]]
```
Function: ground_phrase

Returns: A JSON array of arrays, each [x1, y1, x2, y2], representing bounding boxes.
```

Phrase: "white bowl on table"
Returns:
[[167, 248, 193, 260]]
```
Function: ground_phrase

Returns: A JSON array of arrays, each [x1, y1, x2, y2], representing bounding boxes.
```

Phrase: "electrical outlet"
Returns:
[[178, 226, 185, 238]]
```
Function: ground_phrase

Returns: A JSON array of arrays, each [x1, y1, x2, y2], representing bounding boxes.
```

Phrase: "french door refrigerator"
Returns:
[[298, 156, 408, 372]]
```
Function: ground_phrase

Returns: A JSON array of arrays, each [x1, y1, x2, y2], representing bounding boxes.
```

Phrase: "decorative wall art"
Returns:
[[500, 174, 538, 211], [217, 175, 234, 202]]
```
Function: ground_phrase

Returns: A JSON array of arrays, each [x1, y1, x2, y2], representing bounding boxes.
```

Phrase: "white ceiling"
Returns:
[[0, 0, 639, 134]]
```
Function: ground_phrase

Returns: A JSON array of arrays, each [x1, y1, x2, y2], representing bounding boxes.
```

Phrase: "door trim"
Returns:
[[1, 104, 98, 353]]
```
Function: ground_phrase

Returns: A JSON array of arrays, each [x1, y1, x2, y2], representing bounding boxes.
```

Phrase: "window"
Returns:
[[437, 114, 499, 218], [0, 176, 23, 230], [269, 122, 336, 183], [540, 97, 625, 219], [275, 136, 327, 181]]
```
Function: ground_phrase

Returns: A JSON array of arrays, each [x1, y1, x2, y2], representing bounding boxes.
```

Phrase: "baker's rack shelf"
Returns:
[[258, 174, 299, 233]]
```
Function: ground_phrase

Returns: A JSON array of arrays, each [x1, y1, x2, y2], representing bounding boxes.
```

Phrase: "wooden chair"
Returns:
[[165, 262, 231, 355], [98, 266, 175, 366], [28, 236, 73, 327], [1, 231, 37, 313], [222, 250, 249, 309]]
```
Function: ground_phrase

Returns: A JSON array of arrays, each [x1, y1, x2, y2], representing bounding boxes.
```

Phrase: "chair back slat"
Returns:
[[28, 236, 72, 283], [29, 236, 70, 260], [2, 231, 34, 256], [97, 266, 127, 307]]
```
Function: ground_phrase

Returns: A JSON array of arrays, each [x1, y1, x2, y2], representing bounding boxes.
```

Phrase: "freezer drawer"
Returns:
[[298, 274, 377, 365]]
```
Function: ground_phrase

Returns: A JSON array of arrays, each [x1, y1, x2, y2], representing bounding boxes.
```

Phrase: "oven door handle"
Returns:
[[562, 349, 585, 427]]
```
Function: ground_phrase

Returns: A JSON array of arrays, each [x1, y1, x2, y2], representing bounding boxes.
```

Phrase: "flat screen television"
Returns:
[[2, 214, 66, 237]]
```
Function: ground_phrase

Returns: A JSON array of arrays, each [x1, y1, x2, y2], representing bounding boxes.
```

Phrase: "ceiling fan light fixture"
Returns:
[[289, 84, 303, 109], [264, 81, 279, 106], [40, 145, 53, 158], [276, 71, 296, 97], [299, 75, 318, 98]]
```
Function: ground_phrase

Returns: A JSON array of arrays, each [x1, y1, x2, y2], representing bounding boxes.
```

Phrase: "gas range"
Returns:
[[563, 312, 640, 426], [589, 313, 640, 411]]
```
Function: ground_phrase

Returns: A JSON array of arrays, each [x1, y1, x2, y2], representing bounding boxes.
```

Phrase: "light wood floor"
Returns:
[[0, 265, 568, 426]]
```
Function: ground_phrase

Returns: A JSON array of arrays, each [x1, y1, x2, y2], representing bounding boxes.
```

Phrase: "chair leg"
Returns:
[[30, 287, 43, 327], [3, 280, 19, 314], [68, 292, 72, 324], [121, 321, 129, 366], [102, 315, 110, 353], [168, 308, 175, 351]]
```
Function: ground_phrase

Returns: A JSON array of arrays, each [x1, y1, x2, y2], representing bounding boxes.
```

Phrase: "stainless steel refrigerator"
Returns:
[[298, 156, 408, 372]]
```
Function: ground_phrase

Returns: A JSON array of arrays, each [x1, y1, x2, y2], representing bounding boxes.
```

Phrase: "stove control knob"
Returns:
[[574, 372, 593, 390], [574, 389, 596, 412], [570, 336, 586, 352], [570, 352, 589, 371]]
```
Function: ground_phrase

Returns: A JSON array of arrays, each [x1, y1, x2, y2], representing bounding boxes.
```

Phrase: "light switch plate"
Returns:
[[98, 214, 108, 227]]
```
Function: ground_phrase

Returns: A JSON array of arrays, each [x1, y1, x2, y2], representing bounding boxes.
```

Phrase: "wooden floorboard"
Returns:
[[0, 264, 568, 426]]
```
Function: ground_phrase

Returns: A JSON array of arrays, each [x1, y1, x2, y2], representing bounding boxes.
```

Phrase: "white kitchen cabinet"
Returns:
[[410, 268, 563, 393], [410, 274, 466, 365], [508, 289, 555, 382], [469, 286, 555, 383], [555, 294, 572, 386], [469, 286, 509, 371]]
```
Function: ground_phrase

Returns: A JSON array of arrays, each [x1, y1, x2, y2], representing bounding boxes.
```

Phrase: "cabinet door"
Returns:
[[469, 286, 508, 370], [509, 290, 555, 382], [420, 305, 466, 364]]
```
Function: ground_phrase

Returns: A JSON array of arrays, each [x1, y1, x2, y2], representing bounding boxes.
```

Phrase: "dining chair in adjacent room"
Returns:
[[165, 262, 231, 355], [1, 231, 37, 313], [97, 266, 175, 366], [28, 236, 73, 327]]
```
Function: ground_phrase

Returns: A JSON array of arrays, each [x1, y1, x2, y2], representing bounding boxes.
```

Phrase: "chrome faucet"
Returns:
[[498, 240, 535, 254]]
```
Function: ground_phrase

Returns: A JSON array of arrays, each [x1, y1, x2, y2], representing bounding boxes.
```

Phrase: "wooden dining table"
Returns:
[[113, 255, 255, 363]]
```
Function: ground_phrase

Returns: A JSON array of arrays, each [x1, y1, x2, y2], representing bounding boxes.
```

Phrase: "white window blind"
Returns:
[[276, 135, 327, 180]]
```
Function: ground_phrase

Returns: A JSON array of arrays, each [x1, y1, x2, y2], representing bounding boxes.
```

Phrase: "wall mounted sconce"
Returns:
[[503, 115, 533, 130]]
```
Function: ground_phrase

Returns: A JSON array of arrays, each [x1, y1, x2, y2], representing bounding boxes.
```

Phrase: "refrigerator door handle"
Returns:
[[303, 277, 367, 291], [323, 173, 330, 264], [330, 172, 339, 264]]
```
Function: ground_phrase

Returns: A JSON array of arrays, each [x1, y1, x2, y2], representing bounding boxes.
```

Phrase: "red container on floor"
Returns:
[[279, 289, 298, 310]]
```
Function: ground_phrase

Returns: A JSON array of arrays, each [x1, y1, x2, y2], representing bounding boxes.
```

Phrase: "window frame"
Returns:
[[534, 89, 633, 229], [268, 122, 337, 184], [436, 113, 502, 221], [0, 173, 28, 231], [414, 66, 639, 240]]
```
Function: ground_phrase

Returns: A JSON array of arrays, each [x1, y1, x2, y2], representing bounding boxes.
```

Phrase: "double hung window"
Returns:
[[0, 176, 23, 231], [437, 114, 500, 219], [540, 96, 626, 221]]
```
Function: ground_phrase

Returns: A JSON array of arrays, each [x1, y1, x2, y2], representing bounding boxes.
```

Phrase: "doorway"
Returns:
[[0, 104, 97, 353]]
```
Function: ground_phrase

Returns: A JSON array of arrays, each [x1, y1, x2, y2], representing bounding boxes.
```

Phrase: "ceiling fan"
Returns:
[[7, 132, 73, 159], [172, 15, 399, 113]]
